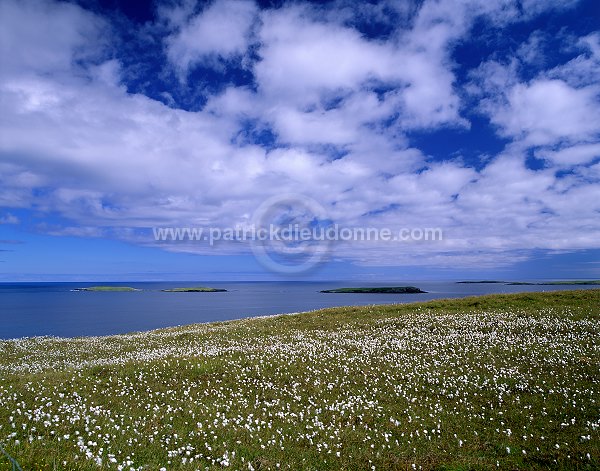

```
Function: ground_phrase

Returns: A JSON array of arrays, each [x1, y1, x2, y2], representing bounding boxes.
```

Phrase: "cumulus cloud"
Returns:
[[255, 3, 468, 132], [470, 28, 600, 165], [0, 0, 599, 271], [536, 143, 600, 166], [256, 7, 394, 97], [166, 0, 257, 73], [492, 79, 600, 146], [0, 0, 107, 78]]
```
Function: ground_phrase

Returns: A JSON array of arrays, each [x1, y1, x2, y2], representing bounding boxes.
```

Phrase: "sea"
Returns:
[[0, 281, 597, 339]]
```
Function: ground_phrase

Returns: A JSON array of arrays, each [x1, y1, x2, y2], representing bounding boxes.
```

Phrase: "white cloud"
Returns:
[[471, 27, 600, 152], [255, 3, 467, 131], [520, 0, 580, 16], [166, 0, 257, 73], [470, 26, 600, 181], [536, 142, 600, 166], [492, 79, 600, 146], [1, 0, 599, 272], [0, 0, 106, 78], [256, 7, 396, 97], [547, 32, 600, 87], [516, 31, 548, 65]]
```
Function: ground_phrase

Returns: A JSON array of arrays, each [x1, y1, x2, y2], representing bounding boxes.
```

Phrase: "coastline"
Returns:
[[1, 289, 598, 470], [2, 287, 598, 341]]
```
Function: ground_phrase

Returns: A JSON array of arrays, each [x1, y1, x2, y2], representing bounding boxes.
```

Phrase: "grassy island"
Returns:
[[1, 290, 599, 470], [73, 286, 139, 292], [321, 286, 426, 293], [507, 280, 600, 286], [161, 286, 227, 292]]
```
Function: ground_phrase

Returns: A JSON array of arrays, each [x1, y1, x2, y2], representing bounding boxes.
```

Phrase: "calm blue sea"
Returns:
[[0, 281, 597, 339]]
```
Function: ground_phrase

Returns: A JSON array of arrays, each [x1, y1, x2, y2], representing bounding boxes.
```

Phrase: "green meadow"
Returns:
[[1, 290, 598, 470]]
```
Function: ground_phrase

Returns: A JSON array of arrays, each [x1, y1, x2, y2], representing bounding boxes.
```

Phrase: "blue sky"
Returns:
[[0, 0, 599, 281]]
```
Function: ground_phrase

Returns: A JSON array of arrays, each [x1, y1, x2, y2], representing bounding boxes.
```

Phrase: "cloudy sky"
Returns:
[[0, 0, 599, 281]]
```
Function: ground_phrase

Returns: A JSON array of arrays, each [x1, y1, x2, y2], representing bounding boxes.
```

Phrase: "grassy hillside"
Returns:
[[1, 290, 599, 470]]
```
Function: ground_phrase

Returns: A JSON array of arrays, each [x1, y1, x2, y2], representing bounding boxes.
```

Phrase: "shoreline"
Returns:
[[1, 289, 598, 470], [2, 287, 598, 342]]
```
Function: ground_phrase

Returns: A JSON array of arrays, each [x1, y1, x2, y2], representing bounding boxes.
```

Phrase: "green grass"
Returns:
[[321, 286, 426, 293], [162, 287, 228, 292], [74, 286, 140, 292], [458, 281, 600, 286], [1, 290, 599, 470]]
